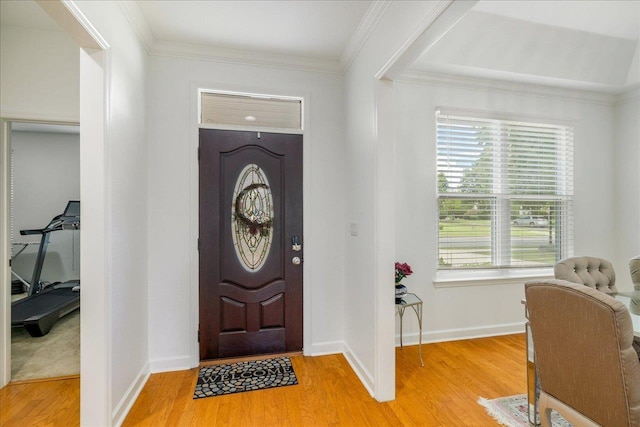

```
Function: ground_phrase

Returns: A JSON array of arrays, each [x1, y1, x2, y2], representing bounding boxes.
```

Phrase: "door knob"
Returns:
[[292, 257, 301, 265]]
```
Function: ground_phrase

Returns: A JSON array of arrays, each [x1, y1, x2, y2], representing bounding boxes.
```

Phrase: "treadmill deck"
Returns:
[[12, 286, 80, 337]]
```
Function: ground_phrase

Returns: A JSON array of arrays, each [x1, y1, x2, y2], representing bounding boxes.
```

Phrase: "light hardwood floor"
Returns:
[[0, 334, 527, 426]]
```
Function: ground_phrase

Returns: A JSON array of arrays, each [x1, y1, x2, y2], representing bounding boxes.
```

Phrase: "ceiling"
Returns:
[[135, 0, 372, 62], [2, 0, 638, 92], [473, 0, 639, 40], [410, 1, 640, 93]]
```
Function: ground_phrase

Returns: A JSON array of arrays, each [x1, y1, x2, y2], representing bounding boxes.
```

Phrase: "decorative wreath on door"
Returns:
[[234, 183, 273, 235]]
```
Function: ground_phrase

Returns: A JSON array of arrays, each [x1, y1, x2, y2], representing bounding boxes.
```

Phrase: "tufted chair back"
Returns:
[[554, 256, 617, 293], [525, 280, 640, 427], [630, 256, 640, 291]]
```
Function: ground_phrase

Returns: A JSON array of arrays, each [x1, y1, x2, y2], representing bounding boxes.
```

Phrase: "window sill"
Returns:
[[434, 268, 554, 288]]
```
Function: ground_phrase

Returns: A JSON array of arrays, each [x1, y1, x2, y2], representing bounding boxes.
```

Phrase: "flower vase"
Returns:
[[395, 284, 408, 303]]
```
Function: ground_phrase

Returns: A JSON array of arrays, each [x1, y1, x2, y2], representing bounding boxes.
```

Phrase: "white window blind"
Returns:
[[201, 91, 302, 130], [436, 110, 573, 270]]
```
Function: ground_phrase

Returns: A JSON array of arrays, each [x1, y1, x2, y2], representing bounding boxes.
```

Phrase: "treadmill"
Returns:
[[11, 201, 80, 337]]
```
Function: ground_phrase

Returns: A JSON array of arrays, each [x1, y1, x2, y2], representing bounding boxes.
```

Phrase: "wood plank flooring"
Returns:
[[0, 375, 80, 426], [0, 334, 527, 426]]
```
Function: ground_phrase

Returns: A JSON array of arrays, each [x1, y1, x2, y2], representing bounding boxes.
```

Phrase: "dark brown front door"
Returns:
[[199, 129, 303, 360]]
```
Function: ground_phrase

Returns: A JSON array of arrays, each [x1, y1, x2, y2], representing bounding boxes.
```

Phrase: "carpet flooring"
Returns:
[[194, 356, 298, 399], [479, 394, 572, 427], [11, 305, 80, 381]]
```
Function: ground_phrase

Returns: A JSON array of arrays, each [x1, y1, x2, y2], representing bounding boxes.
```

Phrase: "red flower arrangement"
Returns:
[[395, 262, 413, 284]]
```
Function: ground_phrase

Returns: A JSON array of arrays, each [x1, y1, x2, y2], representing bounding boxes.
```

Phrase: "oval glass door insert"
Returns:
[[231, 164, 274, 272]]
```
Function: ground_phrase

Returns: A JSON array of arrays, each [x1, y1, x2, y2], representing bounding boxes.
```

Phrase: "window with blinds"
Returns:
[[436, 110, 573, 270], [200, 91, 302, 130]]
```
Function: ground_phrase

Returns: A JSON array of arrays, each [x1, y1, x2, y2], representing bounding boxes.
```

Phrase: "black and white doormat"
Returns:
[[193, 357, 298, 399]]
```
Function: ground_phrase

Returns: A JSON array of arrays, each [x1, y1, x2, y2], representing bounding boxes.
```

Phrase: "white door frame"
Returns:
[[78, 46, 111, 426], [0, 120, 11, 387]]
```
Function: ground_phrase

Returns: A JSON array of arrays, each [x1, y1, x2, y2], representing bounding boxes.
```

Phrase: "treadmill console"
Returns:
[[61, 200, 80, 230], [63, 200, 80, 218]]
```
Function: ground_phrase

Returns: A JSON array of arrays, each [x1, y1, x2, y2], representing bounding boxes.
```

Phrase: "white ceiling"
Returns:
[[2, 0, 638, 92], [409, 1, 640, 93], [473, 0, 639, 41], [136, 0, 372, 62]]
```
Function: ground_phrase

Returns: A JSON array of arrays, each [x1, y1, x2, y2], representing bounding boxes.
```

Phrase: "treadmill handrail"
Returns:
[[20, 229, 44, 235], [19, 218, 74, 235], [18, 201, 80, 296]]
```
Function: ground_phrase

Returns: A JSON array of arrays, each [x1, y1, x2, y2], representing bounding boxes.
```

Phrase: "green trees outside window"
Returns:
[[436, 111, 573, 270]]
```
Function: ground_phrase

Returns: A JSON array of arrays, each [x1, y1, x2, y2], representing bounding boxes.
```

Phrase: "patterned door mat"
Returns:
[[194, 356, 298, 399]]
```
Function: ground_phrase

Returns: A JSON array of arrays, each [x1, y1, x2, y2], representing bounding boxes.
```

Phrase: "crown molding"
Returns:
[[150, 40, 342, 75], [116, 0, 154, 54], [615, 85, 640, 106], [340, 1, 391, 73], [398, 70, 617, 106]]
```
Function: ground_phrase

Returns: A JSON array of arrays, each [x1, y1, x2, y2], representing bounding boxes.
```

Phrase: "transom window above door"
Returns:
[[199, 90, 303, 131]]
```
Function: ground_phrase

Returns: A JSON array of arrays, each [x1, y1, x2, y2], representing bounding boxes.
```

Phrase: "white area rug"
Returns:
[[478, 394, 572, 427]]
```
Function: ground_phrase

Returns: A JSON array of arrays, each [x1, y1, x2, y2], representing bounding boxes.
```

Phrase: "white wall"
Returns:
[[614, 89, 640, 286], [72, 2, 149, 425], [10, 129, 80, 284], [0, 26, 79, 122], [0, 11, 80, 392], [146, 55, 346, 370], [343, 0, 444, 401], [394, 75, 619, 340]]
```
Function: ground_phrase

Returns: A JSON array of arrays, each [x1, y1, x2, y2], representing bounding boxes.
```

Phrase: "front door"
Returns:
[[199, 129, 303, 360]]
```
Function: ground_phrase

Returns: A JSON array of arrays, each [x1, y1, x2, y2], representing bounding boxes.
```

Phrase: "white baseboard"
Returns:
[[306, 340, 344, 356], [150, 355, 195, 373], [138, 324, 523, 419], [342, 342, 374, 398], [396, 322, 526, 346], [112, 362, 150, 427]]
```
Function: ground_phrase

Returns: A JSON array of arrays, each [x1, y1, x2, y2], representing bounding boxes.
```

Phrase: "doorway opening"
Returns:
[[8, 121, 80, 381]]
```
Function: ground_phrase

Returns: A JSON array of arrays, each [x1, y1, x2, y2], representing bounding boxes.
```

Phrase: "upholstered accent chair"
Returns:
[[630, 256, 640, 291], [554, 256, 617, 293], [525, 280, 640, 427]]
